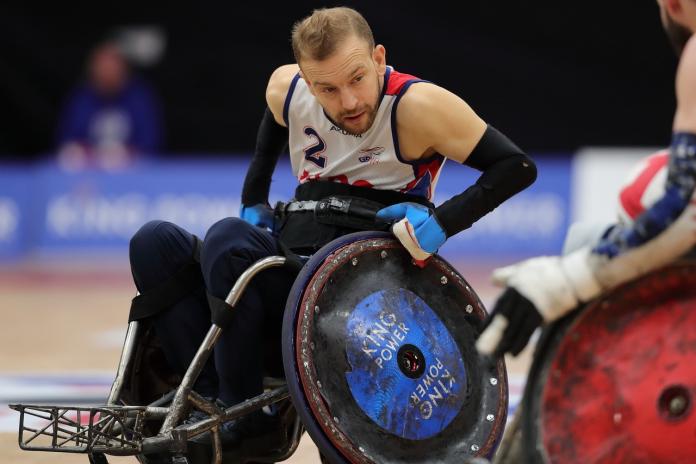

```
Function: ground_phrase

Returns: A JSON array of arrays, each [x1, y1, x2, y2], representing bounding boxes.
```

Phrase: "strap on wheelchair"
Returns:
[[276, 180, 434, 253], [277, 196, 390, 231], [278, 240, 306, 273], [128, 236, 204, 322], [207, 292, 234, 329], [293, 180, 434, 208]]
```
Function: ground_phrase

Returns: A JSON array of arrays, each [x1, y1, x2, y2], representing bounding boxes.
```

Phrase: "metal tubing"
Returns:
[[143, 388, 287, 453], [106, 320, 141, 405], [225, 256, 286, 306], [141, 433, 185, 455], [188, 391, 222, 416], [143, 407, 169, 418], [183, 385, 289, 438], [273, 416, 304, 462], [211, 427, 222, 464], [92, 391, 176, 438], [220, 385, 289, 422], [159, 325, 223, 433], [159, 256, 287, 433], [143, 387, 289, 456]]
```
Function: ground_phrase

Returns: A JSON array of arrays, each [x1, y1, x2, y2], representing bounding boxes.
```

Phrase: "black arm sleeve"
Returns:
[[433, 125, 537, 237], [240, 107, 289, 205]]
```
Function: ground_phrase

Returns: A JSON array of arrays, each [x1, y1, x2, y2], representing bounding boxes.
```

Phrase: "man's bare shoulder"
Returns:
[[266, 64, 300, 125], [395, 81, 486, 162], [398, 82, 474, 126], [397, 81, 444, 112], [395, 82, 448, 131]]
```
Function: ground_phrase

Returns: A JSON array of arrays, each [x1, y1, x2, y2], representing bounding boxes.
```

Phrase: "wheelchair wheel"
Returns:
[[282, 231, 508, 463], [521, 260, 696, 463]]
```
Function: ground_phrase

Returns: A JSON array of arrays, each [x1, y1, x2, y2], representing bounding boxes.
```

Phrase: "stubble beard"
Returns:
[[334, 78, 381, 136]]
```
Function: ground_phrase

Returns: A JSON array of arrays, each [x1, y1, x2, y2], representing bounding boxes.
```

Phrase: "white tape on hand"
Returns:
[[475, 314, 509, 355], [392, 218, 432, 262], [491, 263, 520, 287]]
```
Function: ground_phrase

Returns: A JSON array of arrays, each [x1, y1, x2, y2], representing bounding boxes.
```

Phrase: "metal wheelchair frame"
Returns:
[[12, 255, 303, 464]]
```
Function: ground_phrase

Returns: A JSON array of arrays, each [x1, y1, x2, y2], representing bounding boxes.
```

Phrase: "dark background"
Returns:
[[0, 1, 678, 158]]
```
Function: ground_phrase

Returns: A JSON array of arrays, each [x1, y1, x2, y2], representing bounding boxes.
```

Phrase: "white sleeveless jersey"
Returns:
[[283, 67, 445, 201]]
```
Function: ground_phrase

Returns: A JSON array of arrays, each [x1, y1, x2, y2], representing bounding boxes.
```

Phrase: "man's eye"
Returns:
[[323, 87, 336, 93], [354, 75, 363, 83]]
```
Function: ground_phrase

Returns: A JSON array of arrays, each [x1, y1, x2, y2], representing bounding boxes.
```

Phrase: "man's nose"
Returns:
[[340, 89, 358, 111]]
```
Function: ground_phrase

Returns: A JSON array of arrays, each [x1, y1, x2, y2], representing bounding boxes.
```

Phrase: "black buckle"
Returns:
[[316, 197, 351, 214], [274, 201, 289, 219]]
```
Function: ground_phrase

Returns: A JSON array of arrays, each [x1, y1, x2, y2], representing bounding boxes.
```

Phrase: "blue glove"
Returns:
[[240, 204, 275, 230], [376, 202, 447, 257]]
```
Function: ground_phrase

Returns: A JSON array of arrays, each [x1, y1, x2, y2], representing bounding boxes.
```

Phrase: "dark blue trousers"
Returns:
[[129, 218, 298, 405]]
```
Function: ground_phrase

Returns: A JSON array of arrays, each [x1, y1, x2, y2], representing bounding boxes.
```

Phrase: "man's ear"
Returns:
[[373, 44, 387, 76], [665, 0, 685, 20]]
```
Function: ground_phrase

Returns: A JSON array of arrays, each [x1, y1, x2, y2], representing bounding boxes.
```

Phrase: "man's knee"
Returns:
[[129, 220, 204, 317], [205, 217, 254, 240], [201, 217, 277, 293], [202, 217, 264, 261], [130, 220, 197, 282], [131, 220, 170, 251]]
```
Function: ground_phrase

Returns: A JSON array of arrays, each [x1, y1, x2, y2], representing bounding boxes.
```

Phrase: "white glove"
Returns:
[[477, 193, 696, 357], [492, 247, 602, 321], [476, 247, 601, 356]]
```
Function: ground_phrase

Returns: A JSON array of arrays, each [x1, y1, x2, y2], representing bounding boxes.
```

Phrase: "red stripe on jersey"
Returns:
[[386, 70, 420, 95], [402, 156, 445, 200], [619, 150, 669, 219], [353, 179, 374, 188]]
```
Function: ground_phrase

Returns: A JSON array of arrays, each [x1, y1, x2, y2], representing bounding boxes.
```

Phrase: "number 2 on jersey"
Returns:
[[303, 127, 327, 168]]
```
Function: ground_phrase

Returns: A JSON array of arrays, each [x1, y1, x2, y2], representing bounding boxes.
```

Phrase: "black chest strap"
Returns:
[[277, 181, 433, 253], [293, 180, 433, 208]]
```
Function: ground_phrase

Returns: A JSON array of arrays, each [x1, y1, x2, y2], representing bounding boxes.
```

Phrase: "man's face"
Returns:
[[90, 44, 128, 96], [300, 35, 386, 136]]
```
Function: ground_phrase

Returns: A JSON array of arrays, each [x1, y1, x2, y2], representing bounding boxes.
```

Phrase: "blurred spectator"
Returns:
[[56, 41, 163, 171]]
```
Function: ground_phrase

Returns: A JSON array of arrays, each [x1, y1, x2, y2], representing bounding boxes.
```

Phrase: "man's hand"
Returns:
[[476, 288, 543, 356], [476, 248, 601, 356], [376, 202, 446, 262], [240, 204, 275, 231]]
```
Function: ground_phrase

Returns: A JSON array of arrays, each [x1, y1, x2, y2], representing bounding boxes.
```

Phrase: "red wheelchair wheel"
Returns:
[[522, 260, 696, 464]]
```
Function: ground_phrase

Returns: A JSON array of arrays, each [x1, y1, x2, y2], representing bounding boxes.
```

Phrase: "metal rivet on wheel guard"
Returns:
[[345, 288, 467, 440]]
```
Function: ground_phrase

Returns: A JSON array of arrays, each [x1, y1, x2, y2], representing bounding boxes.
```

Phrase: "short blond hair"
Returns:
[[291, 7, 375, 63]]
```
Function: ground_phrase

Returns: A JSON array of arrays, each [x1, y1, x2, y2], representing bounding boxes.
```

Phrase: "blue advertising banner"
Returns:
[[34, 159, 246, 250], [0, 155, 571, 261], [0, 166, 32, 259], [436, 157, 571, 257]]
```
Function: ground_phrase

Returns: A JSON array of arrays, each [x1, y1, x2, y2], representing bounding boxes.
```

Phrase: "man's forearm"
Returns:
[[241, 107, 289, 205], [594, 132, 696, 258], [434, 125, 537, 237]]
